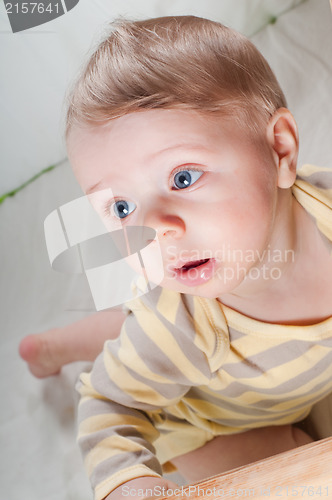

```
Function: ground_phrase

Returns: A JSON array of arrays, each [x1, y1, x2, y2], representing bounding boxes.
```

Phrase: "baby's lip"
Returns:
[[173, 258, 211, 271], [171, 258, 217, 287]]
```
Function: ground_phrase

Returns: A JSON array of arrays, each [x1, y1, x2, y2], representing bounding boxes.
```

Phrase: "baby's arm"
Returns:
[[19, 308, 126, 378], [76, 292, 216, 500], [77, 339, 188, 500]]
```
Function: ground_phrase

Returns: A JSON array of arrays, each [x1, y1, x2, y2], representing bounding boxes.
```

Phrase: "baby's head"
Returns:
[[66, 15, 286, 137], [65, 16, 299, 298]]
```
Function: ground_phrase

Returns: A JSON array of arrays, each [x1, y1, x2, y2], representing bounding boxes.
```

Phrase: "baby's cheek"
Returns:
[[130, 238, 165, 287]]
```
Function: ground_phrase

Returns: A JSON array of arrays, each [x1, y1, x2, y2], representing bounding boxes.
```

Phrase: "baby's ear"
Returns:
[[266, 108, 299, 189]]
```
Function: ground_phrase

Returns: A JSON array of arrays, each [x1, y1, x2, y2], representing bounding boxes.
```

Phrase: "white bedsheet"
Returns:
[[1, 1, 332, 499]]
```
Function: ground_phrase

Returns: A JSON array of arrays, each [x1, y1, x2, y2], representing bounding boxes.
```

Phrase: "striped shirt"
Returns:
[[77, 164, 332, 500]]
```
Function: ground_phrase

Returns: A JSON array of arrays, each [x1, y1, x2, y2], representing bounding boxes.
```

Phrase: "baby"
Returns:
[[19, 15, 332, 500]]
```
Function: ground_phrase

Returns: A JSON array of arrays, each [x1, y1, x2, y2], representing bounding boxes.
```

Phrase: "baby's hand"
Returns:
[[107, 476, 179, 500], [19, 328, 63, 378], [19, 310, 125, 378]]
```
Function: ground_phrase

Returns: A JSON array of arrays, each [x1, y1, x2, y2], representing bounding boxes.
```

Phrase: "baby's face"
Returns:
[[67, 109, 281, 299]]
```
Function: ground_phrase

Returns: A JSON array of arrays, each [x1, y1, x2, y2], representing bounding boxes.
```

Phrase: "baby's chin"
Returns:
[[160, 276, 242, 299]]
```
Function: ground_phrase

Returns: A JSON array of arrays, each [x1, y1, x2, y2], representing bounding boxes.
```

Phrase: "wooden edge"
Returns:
[[164, 437, 332, 499]]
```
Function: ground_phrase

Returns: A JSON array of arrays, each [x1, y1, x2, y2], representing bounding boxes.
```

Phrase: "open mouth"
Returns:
[[173, 258, 216, 287], [179, 258, 210, 272]]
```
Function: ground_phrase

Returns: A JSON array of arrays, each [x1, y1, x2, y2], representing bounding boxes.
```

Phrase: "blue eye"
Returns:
[[112, 200, 136, 219], [173, 169, 203, 190]]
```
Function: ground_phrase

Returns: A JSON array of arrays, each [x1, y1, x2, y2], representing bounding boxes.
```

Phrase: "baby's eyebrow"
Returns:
[[86, 180, 104, 195], [149, 142, 210, 160]]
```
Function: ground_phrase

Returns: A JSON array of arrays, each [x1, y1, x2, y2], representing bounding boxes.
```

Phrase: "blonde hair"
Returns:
[[66, 16, 286, 136]]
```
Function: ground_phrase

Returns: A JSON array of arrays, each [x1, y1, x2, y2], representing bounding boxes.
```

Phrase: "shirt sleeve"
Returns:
[[76, 286, 218, 500]]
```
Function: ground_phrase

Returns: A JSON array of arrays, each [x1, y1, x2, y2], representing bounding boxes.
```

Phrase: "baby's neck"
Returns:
[[219, 196, 332, 326]]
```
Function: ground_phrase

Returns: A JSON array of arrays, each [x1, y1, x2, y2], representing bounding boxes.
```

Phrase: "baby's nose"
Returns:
[[145, 212, 185, 239]]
